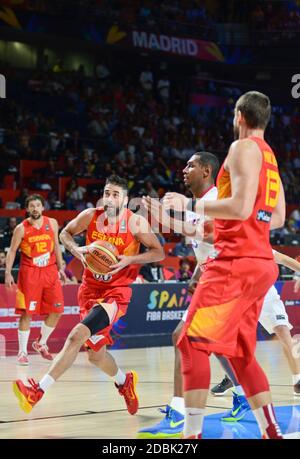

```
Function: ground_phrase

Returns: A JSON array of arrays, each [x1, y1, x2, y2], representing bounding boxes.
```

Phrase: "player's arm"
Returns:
[[59, 208, 95, 265], [187, 263, 201, 295], [163, 139, 262, 221], [110, 214, 165, 275], [273, 250, 300, 272], [5, 224, 24, 288], [270, 178, 285, 229], [142, 196, 203, 239], [273, 250, 300, 293], [49, 218, 67, 284]]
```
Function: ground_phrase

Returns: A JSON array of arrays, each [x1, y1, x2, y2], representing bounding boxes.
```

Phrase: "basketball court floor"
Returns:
[[0, 340, 299, 439]]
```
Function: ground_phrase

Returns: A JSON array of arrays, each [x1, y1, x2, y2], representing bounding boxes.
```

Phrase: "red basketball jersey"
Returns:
[[20, 216, 56, 268], [214, 136, 280, 259], [83, 208, 140, 287]]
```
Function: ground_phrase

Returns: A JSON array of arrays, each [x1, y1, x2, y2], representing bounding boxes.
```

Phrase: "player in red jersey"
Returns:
[[12, 175, 164, 416], [163, 92, 286, 439], [5, 194, 66, 365]]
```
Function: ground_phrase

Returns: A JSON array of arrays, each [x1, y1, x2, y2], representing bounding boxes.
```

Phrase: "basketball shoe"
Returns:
[[32, 340, 53, 360], [221, 391, 251, 422], [138, 405, 184, 438], [211, 375, 233, 396], [13, 378, 44, 414], [116, 370, 139, 415], [17, 352, 29, 366]]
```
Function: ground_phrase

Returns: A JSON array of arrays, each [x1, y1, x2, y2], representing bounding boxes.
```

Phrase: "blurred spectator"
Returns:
[[65, 179, 86, 210], [140, 261, 165, 282], [62, 259, 78, 284], [140, 64, 154, 92], [176, 258, 193, 282], [0, 250, 6, 268], [172, 236, 193, 257], [2, 217, 18, 247], [157, 74, 170, 102], [53, 60, 64, 73], [15, 188, 30, 208], [290, 208, 300, 230]]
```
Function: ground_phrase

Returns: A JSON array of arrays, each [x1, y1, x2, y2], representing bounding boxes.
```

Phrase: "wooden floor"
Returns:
[[0, 340, 299, 439]]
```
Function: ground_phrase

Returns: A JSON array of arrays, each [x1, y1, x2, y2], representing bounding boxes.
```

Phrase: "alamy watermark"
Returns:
[[0, 74, 6, 99], [291, 74, 300, 99]]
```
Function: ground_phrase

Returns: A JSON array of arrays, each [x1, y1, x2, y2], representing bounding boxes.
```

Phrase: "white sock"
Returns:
[[113, 369, 126, 386], [292, 373, 300, 385], [170, 396, 185, 415], [18, 330, 30, 354], [39, 323, 55, 345], [39, 374, 55, 393], [183, 407, 204, 438], [233, 385, 245, 396]]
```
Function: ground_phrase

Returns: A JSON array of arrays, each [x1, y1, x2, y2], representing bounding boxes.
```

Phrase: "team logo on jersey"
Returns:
[[276, 315, 286, 321], [93, 273, 113, 282], [45, 225, 50, 231], [54, 303, 62, 308], [29, 301, 37, 311], [256, 210, 272, 223], [120, 219, 127, 232]]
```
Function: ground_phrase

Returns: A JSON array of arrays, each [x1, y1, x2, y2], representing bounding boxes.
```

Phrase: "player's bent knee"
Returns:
[[68, 324, 90, 346], [81, 304, 110, 336], [88, 347, 106, 364]]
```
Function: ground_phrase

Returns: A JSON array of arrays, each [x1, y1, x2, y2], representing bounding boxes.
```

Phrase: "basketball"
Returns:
[[85, 240, 119, 275]]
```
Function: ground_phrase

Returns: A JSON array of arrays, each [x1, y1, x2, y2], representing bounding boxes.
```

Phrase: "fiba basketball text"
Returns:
[[291, 74, 300, 99], [0, 74, 6, 98], [95, 197, 205, 239]]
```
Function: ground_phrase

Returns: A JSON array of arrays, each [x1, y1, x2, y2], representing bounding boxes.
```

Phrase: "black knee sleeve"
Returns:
[[81, 304, 110, 335]]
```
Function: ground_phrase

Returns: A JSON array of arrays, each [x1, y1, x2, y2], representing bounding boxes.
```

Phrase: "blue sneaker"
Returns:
[[221, 391, 251, 422], [137, 405, 184, 438]]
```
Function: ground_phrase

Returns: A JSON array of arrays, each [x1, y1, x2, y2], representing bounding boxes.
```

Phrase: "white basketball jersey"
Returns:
[[185, 186, 218, 264]]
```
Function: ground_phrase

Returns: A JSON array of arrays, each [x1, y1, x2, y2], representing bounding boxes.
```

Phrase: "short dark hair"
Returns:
[[194, 152, 220, 180], [105, 175, 128, 193], [235, 91, 271, 130], [25, 194, 45, 208]]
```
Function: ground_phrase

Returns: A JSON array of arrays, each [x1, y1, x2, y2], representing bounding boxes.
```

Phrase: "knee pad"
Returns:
[[81, 304, 110, 336]]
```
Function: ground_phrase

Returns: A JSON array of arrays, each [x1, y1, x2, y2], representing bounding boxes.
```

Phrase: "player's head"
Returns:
[[103, 175, 128, 217], [25, 194, 45, 220], [234, 91, 271, 139], [183, 152, 219, 190], [0, 250, 6, 267]]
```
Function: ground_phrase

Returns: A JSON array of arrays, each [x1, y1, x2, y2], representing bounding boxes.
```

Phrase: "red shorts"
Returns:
[[78, 282, 132, 352], [178, 257, 278, 360], [15, 264, 64, 315]]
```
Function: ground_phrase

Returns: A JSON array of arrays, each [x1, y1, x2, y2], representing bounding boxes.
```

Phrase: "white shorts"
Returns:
[[258, 285, 292, 334], [181, 285, 292, 335]]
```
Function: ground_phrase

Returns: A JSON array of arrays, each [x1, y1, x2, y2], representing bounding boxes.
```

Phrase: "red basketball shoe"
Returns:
[[32, 340, 53, 360], [115, 370, 139, 415], [13, 378, 44, 413]]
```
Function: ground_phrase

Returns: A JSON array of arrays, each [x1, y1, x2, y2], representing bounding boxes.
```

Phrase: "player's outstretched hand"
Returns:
[[294, 277, 300, 293], [5, 272, 15, 289], [110, 255, 133, 276], [58, 268, 67, 285], [162, 192, 189, 211], [71, 246, 88, 268], [142, 196, 168, 222]]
